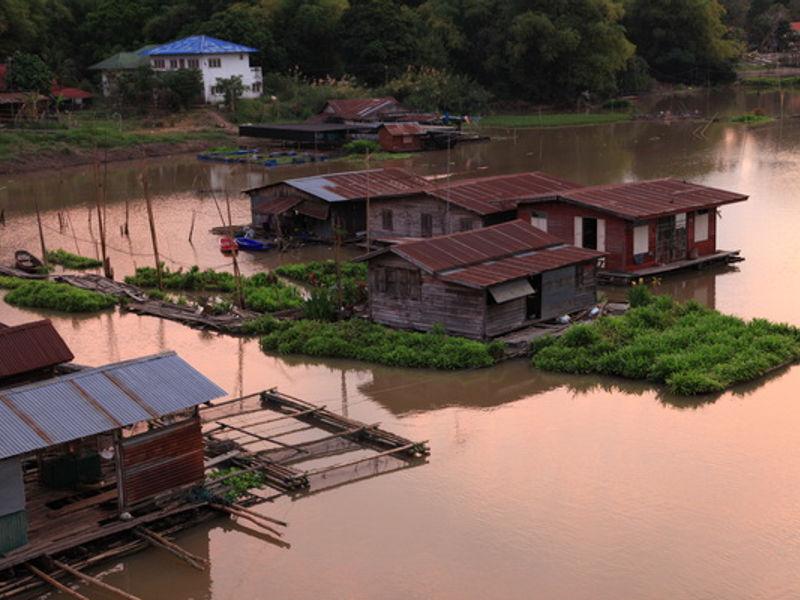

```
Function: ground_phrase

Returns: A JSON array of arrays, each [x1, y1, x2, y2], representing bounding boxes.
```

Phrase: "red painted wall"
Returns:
[[518, 202, 718, 273], [378, 129, 424, 152]]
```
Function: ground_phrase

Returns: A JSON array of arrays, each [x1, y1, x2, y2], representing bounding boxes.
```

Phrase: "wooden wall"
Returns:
[[485, 298, 527, 338], [540, 264, 597, 320], [369, 195, 483, 239]]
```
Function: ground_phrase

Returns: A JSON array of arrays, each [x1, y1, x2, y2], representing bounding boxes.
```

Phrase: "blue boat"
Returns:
[[235, 237, 273, 251]]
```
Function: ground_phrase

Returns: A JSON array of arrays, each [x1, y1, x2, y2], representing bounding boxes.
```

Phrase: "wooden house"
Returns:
[[308, 97, 404, 123], [0, 352, 224, 559], [368, 171, 580, 242], [356, 220, 604, 339], [246, 168, 430, 242], [378, 123, 427, 152], [516, 179, 748, 281], [0, 320, 74, 386]]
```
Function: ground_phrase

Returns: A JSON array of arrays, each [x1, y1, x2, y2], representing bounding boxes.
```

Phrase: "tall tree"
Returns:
[[6, 51, 52, 92]]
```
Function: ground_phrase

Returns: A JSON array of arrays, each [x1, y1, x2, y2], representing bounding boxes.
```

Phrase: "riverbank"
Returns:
[[475, 112, 632, 129]]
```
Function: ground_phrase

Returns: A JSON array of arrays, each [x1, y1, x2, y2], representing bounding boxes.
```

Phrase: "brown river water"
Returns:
[[1, 88, 800, 599]]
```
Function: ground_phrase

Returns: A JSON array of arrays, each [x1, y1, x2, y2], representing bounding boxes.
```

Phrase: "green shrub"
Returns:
[[0, 276, 25, 290], [343, 139, 380, 155], [258, 318, 500, 370], [4, 280, 117, 312], [243, 285, 303, 313], [46, 249, 103, 269], [531, 287, 800, 395], [209, 467, 266, 502]]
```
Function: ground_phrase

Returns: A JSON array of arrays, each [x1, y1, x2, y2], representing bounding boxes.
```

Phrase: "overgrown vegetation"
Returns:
[[257, 318, 504, 370], [125, 265, 302, 313], [3, 280, 117, 313], [275, 260, 367, 311], [742, 76, 800, 89], [531, 287, 800, 395], [209, 467, 266, 502], [46, 249, 103, 269], [729, 112, 775, 125], [476, 113, 632, 129]]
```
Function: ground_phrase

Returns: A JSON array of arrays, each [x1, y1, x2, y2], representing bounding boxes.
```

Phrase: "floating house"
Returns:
[[246, 168, 430, 241], [0, 320, 74, 385], [368, 171, 580, 241], [357, 220, 604, 339], [239, 122, 375, 147], [145, 35, 263, 103], [516, 179, 748, 280], [0, 352, 224, 561], [378, 123, 427, 152]]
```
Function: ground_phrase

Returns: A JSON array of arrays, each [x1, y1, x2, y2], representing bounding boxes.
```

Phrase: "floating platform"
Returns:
[[599, 250, 743, 285]]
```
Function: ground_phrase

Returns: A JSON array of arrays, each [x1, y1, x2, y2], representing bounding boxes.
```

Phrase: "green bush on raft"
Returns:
[[4, 280, 117, 312], [530, 287, 800, 395], [258, 318, 503, 370], [46, 249, 103, 269]]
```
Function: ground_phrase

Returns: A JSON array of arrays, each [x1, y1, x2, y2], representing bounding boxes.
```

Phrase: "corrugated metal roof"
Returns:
[[381, 123, 426, 136], [0, 320, 74, 379], [0, 352, 225, 461], [245, 168, 430, 202], [321, 97, 400, 120], [540, 179, 748, 220], [146, 35, 257, 56], [428, 171, 581, 215], [254, 196, 303, 216], [88, 46, 154, 70], [51, 86, 93, 100]]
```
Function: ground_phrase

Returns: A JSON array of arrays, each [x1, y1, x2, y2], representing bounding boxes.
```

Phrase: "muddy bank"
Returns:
[[0, 137, 232, 176]]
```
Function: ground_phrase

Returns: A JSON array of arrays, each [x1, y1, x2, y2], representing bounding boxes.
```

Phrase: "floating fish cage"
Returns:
[[197, 148, 329, 167]]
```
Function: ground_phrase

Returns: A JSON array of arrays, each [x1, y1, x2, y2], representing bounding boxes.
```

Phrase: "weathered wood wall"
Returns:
[[485, 298, 527, 338], [540, 264, 597, 319], [369, 195, 483, 239]]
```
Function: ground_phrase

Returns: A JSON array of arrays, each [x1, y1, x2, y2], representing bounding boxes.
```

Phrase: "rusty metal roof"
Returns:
[[361, 220, 602, 288], [254, 196, 303, 216], [245, 168, 430, 202], [322, 97, 400, 120], [0, 320, 74, 379], [428, 171, 581, 215], [381, 123, 426, 136], [534, 179, 748, 220], [0, 352, 226, 461]]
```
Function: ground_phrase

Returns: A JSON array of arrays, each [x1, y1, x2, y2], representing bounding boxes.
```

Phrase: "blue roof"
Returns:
[[0, 352, 226, 460], [146, 35, 257, 56]]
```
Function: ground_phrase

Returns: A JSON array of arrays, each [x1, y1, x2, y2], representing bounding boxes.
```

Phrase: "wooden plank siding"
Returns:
[[540, 265, 597, 319], [369, 194, 485, 240]]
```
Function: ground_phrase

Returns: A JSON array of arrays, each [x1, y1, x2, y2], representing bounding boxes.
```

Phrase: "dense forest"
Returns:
[[0, 0, 796, 106]]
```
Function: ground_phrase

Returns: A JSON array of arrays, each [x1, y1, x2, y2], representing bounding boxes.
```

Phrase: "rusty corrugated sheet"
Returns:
[[546, 179, 748, 220], [323, 97, 400, 120], [119, 416, 204, 507], [429, 171, 582, 215], [296, 200, 330, 220], [253, 196, 303, 215], [0, 320, 73, 379], [382, 123, 425, 136]]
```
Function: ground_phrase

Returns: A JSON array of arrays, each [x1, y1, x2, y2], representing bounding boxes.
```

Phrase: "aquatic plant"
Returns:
[[475, 113, 631, 128], [531, 287, 800, 395], [0, 276, 25, 290], [728, 113, 774, 125], [46, 249, 103, 269], [275, 260, 367, 307], [4, 280, 117, 312], [243, 285, 303, 313], [209, 467, 266, 502], [258, 318, 504, 370]]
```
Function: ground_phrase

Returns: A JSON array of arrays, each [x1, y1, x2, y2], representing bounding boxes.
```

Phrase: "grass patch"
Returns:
[[4, 280, 117, 313], [531, 287, 800, 395], [0, 276, 26, 290], [741, 76, 800, 89], [46, 249, 103, 269], [476, 112, 631, 128], [729, 113, 774, 125], [256, 318, 504, 369], [125, 265, 302, 313], [343, 151, 414, 161]]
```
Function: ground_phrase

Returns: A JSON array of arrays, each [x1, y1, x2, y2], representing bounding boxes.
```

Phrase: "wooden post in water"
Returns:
[[225, 192, 244, 308], [365, 151, 371, 250], [33, 198, 48, 267], [188, 210, 196, 243], [142, 168, 163, 290], [94, 156, 112, 279]]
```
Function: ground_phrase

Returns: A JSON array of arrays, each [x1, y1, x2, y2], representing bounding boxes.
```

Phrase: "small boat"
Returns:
[[219, 237, 238, 254], [14, 250, 44, 273], [235, 237, 273, 251]]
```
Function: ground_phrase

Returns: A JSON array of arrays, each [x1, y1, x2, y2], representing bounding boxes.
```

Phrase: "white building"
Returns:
[[145, 35, 263, 104]]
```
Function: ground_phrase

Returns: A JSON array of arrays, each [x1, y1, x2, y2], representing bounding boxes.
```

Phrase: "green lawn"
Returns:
[[475, 112, 632, 128]]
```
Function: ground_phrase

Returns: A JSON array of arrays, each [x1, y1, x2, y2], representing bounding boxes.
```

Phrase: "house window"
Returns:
[[459, 218, 473, 232], [382, 209, 394, 231], [169, 59, 178, 69], [530, 211, 547, 232], [187, 59, 199, 69], [152, 59, 165, 69], [576, 263, 596, 289], [240, 54, 244, 60], [208, 58, 221, 68], [251, 82, 262, 93], [402, 136, 412, 143], [421, 213, 433, 237], [378, 267, 420, 300], [695, 209, 709, 242], [211, 86, 221, 95], [179, 58, 185, 69], [574, 216, 606, 251], [633, 224, 649, 255]]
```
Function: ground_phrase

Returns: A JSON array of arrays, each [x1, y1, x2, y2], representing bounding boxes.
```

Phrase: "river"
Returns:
[[1, 87, 799, 599]]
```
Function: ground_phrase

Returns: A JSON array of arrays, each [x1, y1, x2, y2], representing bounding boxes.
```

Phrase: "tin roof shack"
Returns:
[[378, 123, 427, 152], [0, 320, 74, 386], [0, 352, 224, 565], [246, 168, 430, 242], [356, 220, 604, 339], [309, 97, 404, 123], [516, 179, 748, 281], [369, 171, 580, 242]]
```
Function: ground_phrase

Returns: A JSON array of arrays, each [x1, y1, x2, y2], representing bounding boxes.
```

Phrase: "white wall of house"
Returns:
[[150, 53, 262, 103]]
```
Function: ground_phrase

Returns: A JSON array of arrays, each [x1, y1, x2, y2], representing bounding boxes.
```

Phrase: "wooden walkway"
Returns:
[[600, 250, 743, 284]]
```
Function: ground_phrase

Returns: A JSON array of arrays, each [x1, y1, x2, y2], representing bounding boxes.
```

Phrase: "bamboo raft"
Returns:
[[0, 390, 428, 599]]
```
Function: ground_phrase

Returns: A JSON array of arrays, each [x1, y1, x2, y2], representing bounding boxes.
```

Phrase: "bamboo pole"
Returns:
[[230, 503, 288, 527], [51, 559, 143, 600], [93, 157, 111, 278], [134, 528, 207, 571], [208, 504, 283, 537], [188, 210, 196, 243], [365, 152, 371, 250], [141, 168, 163, 290], [225, 192, 244, 308], [25, 563, 90, 600], [33, 199, 48, 266]]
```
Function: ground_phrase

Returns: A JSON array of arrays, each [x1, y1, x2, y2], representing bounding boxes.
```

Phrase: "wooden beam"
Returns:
[[134, 528, 208, 571], [51, 559, 143, 600], [25, 563, 90, 600]]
